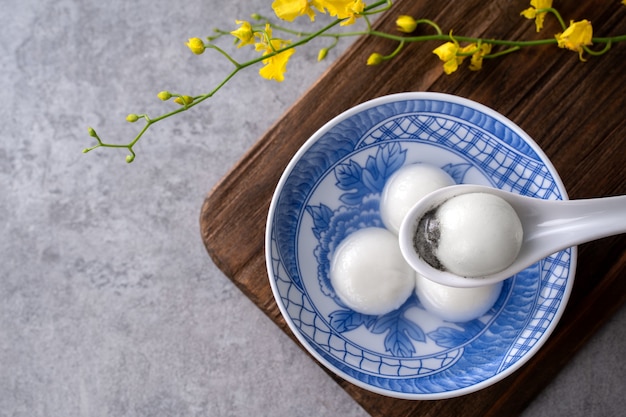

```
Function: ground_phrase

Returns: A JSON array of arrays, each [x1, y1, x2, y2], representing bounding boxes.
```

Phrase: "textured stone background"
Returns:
[[1, 0, 624, 416]]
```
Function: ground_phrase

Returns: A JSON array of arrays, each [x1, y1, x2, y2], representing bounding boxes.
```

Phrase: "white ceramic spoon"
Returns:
[[399, 184, 626, 288]]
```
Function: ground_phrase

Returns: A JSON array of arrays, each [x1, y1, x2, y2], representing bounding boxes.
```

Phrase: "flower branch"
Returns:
[[85, 0, 626, 162]]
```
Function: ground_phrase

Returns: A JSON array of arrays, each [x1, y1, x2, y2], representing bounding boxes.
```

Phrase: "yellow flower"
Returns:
[[254, 23, 275, 51], [254, 24, 274, 56], [185, 37, 205, 55], [433, 41, 467, 74], [366, 52, 384, 65], [259, 41, 296, 82], [318, 0, 365, 26], [432, 37, 488, 74], [396, 15, 417, 33], [433, 42, 459, 74], [555, 20, 593, 60], [272, 0, 364, 25], [469, 43, 492, 71], [520, 0, 553, 32], [255, 26, 295, 82], [260, 22, 273, 38], [272, 0, 318, 21], [231, 20, 255, 47]]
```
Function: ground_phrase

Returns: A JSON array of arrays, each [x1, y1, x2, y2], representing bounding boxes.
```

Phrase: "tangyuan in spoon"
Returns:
[[399, 184, 626, 288]]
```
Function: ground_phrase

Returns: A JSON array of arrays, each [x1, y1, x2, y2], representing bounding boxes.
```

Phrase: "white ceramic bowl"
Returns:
[[265, 92, 576, 399]]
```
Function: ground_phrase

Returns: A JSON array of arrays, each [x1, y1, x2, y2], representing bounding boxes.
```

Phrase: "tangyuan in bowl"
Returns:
[[265, 92, 576, 399]]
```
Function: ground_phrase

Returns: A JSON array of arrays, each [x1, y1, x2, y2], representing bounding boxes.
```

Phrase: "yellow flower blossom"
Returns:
[[433, 42, 460, 74], [555, 20, 593, 60], [185, 37, 205, 55], [231, 20, 255, 47], [318, 0, 365, 26], [520, 0, 553, 32], [396, 15, 417, 33], [255, 25, 295, 82], [255, 23, 275, 50], [272, 0, 319, 21], [433, 37, 489, 74], [271, 0, 364, 26], [432, 39, 477, 75], [366, 52, 384, 65], [469, 43, 492, 71], [259, 41, 296, 81]]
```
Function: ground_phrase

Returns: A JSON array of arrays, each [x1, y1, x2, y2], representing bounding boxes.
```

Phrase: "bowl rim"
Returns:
[[265, 91, 577, 400]]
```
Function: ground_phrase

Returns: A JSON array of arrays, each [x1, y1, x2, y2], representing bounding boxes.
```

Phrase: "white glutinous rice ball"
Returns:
[[415, 273, 503, 322], [330, 227, 415, 315], [380, 163, 455, 235], [435, 192, 523, 277]]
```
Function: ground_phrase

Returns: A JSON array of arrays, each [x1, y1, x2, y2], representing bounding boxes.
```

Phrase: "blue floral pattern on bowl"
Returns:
[[266, 93, 575, 399]]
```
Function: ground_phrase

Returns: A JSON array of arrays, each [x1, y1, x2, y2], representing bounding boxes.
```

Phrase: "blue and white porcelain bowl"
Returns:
[[265, 92, 576, 399]]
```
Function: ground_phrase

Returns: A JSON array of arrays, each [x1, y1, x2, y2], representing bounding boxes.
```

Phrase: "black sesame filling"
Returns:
[[413, 208, 444, 271]]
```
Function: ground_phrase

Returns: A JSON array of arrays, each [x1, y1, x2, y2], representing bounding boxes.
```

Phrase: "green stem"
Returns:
[[364, 0, 393, 15], [538, 8, 567, 31], [416, 19, 442, 36], [593, 34, 626, 43], [367, 30, 560, 47], [363, 13, 373, 31], [485, 46, 521, 59], [584, 40, 612, 56], [384, 39, 405, 60], [207, 44, 242, 68], [324, 35, 340, 54]]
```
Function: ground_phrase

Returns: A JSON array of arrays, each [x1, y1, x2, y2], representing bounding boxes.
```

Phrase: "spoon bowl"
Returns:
[[399, 184, 626, 288]]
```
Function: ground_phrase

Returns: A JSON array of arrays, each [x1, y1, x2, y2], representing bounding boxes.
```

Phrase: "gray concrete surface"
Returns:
[[1, 0, 624, 416]]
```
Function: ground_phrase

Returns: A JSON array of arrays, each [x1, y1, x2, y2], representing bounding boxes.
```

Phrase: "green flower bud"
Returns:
[[158, 91, 172, 101], [88, 127, 97, 137], [126, 113, 139, 123], [250, 13, 262, 20], [126, 154, 135, 163]]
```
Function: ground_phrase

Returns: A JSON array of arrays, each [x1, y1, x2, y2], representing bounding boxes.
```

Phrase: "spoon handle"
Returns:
[[524, 194, 626, 254]]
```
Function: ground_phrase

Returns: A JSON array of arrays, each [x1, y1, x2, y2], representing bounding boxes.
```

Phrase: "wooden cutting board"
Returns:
[[200, 1, 626, 415]]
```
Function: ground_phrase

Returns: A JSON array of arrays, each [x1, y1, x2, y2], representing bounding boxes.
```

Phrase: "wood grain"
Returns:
[[200, 1, 626, 415]]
